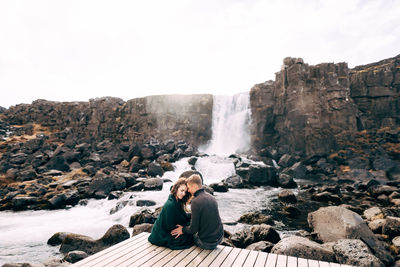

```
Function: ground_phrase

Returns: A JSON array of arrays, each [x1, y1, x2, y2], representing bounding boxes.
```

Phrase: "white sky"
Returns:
[[1, 0, 399, 108]]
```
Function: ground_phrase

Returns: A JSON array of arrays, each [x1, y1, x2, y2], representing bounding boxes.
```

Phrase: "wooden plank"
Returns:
[[209, 246, 234, 267], [162, 246, 197, 267], [242, 250, 259, 267], [329, 264, 341, 267], [175, 247, 204, 267], [220, 247, 242, 267], [266, 253, 278, 267], [231, 248, 250, 267], [71, 232, 148, 266], [129, 245, 167, 267], [149, 247, 186, 266], [308, 259, 319, 267], [186, 249, 213, 267], [319, 261, 330, 267], [78, 233, 149, 267], [276, 254, 287, 267], [340, 265, 354, 267], [117, 244, 161, 267], [287, 256, 297, 267], [140, 247, 174, 267], [298, 257, 308, 267], [100, 242, 154, 267], [198, 246, 224, 267], [254, 251, 268, 266]]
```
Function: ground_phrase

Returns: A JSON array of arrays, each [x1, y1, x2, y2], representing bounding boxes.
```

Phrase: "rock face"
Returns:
[[4, 95, 213, 147], [251, 58, 358, 156], [250, 54, 400, 156], [350, 55, 400, 129]]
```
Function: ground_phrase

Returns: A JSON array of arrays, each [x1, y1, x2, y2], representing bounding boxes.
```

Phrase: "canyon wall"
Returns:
[[4, 95, 213, 147], [250, 55, 400, 157]]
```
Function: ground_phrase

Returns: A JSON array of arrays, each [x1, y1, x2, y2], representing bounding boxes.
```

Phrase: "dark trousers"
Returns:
[[194, 233, 223, 250]]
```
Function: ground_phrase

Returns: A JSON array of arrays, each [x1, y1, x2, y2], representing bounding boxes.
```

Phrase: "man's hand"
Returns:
[[171, 225, 183, 239]]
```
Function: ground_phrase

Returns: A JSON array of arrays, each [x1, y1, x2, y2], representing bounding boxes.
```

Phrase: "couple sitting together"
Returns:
[[148, 172, 224, 250]]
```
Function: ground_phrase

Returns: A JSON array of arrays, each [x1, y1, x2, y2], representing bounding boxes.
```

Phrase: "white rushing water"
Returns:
[[0, 92, 268, 265], [201, 93, 251, 156]]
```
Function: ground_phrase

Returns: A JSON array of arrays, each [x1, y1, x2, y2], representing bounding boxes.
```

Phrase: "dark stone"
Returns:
[[129, 208, 158, 227], [278, 154, 295, 168], [278, 173, 297, 188], [132, 223, 153, 236], [278, 190, 297, 203], [311, 192, 341, 204], [247, 164, 277, 186], [128, 182, 145, 191], [282, 162, 307, 180], [48, 232, 72, 246], [209, 182, 229, 192], [143, 178, 163, 191], [63, 250, 88, 263], [238, 212, 274, 225], [222, 175, 244, 188], [251, 224, 281, 243], [136, 200, 156, 207], [246, 241, 274, 252], [230, 229, 255, 248], [147, 162, 164, 177], [188, 156, 198, 165]]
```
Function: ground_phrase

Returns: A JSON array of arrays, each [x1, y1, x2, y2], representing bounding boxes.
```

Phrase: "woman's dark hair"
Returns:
[[170, 178, 190, 208]]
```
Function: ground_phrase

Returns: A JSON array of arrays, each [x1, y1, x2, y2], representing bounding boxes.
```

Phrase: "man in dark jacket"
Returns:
[[171, 174, 224, 250]]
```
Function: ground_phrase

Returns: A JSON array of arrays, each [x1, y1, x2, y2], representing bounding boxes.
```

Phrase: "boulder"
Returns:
[[87, 172, 127, 198], [364, 207, 383, 221], [277, 173, 297, 189], [382, 216, 400, 237], [311, 192, 341, 204], [143, 178, 163, 191], [332, 239, 384, 267], [238, 212, 274, 225], [308, 206, 394, 265], [251, 224, 280, 243], [60, 224, 129, 255], [63, 250, 88, 263], [282, 162, 307, 180], [136, 200, 156, 207], [230, 229, 255, 248], [271, 236, 335, 262], [132, 223, 153, 236], [209, 182, 229, 192], [247, 164, 277, 186], [246, 241, 274, 252], [129, 208, 158, 227], [222, 175, 244, 188], [147, 162, 164, 177], [278, 190, 297, 204], [48, 232, 72, 246], [368, 219, 386, 234], [278, 154, 295, 168], [308, 206, 379, 242], [11, 196, 39, 211]]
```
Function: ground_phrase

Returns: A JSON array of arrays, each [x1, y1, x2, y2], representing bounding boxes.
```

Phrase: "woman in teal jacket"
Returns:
[[148, 178, 194, 249]]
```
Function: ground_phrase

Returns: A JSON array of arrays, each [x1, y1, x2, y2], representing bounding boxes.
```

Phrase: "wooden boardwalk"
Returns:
[[71, 232, 352, 267]]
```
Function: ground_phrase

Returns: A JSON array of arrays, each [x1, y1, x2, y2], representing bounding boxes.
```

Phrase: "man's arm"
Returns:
[[182, 200, 200, 235]]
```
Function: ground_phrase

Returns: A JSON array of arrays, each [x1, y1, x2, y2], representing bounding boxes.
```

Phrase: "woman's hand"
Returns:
[[171, 225, 183, 239]]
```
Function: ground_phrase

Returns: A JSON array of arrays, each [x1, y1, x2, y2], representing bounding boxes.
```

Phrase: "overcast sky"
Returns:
[[1, 0, 399, 108]]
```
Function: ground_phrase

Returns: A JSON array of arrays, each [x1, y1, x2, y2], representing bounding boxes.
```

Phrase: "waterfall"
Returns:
[[202, 92, 251, 156]]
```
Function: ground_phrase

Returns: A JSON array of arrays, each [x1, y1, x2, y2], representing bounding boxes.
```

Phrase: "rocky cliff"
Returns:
[[4, 94, 213, 146], [350, 55, 400, 129], [251, 55, 400, 157]]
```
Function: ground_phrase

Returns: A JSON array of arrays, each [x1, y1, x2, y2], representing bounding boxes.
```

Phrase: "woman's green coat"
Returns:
[[148, 194, 194, 249]]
